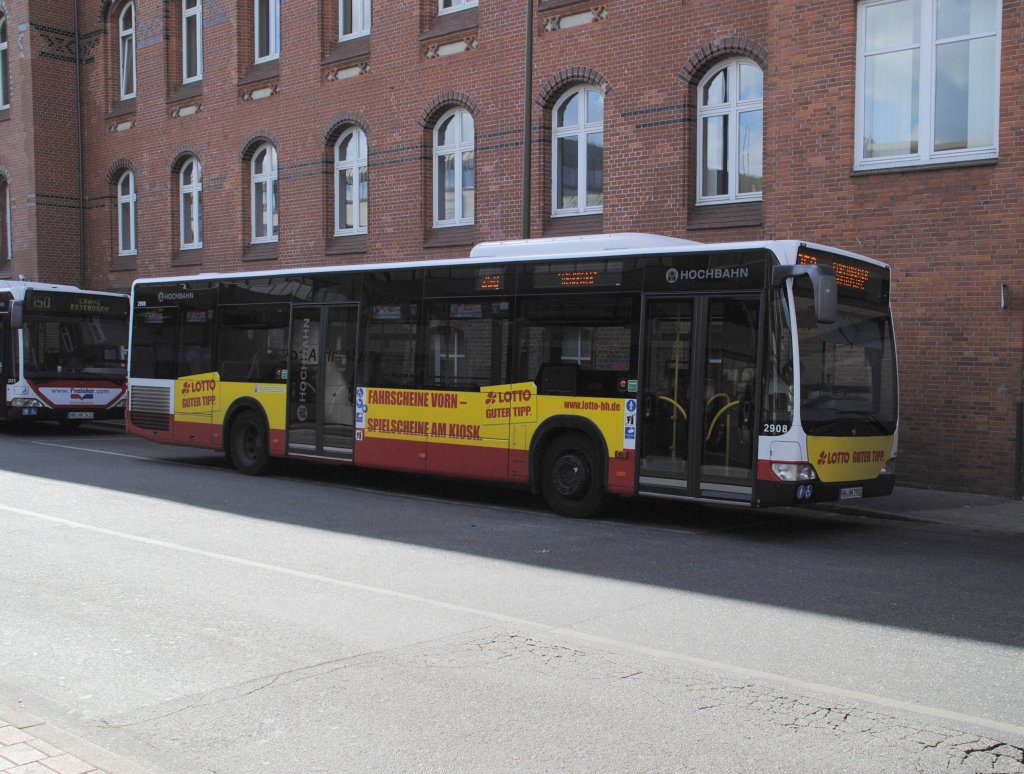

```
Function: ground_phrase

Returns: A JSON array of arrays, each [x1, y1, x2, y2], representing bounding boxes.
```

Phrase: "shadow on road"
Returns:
[[4, 421, 1022, 649]]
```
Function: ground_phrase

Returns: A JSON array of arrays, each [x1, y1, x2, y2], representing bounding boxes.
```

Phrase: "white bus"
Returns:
[[1, 281, 129, 428], [126, 234, 898, 516]]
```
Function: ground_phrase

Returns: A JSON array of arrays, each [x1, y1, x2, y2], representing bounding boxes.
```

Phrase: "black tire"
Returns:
[[227, 409, 271, 475], [540, 432, 606, 518]]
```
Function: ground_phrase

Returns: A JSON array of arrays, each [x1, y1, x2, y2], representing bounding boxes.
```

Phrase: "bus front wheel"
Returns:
[[227, 410, 271, 476], [540, 433, 606, 518]]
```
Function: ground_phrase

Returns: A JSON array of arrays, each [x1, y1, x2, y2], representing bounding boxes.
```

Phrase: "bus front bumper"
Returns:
[[755, 474, 896, 507]]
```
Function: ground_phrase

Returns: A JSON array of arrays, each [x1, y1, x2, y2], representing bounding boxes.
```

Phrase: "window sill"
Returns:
[[687, 201, 762, 230], [238, 60, 280, 88], [323, 35, 371, 67], [852, 157, 998, 177], [543, 213, 603, 237], [173, 247, 203, 267], [0, 107, 9, 123], [538, 0, 593, 12], [106, 99, 137, 120], [326, 233, 368, 256], [168, 81, 203, 105], [420, 6, 478, 42], [424, 225, 475, 249], [244, 241, 279, 262], [111, 254, 137, 272]]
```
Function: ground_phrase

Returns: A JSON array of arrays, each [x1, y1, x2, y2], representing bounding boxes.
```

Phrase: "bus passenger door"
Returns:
[[0, 311, 8, 406], [639, 300, 695, 492], [639, 296, 759, 501], [287, 304, 359, 461]]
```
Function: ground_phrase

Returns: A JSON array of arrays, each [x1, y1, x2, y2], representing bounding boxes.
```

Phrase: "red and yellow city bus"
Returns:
[[126, 234, 898, 516], [1, 281, 129, 427]]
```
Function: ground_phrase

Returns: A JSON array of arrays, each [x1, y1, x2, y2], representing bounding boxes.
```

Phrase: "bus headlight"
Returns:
[[113, 396, 127, 409], [11, 398, 44, 408], [770, 463, 818, 482], [880, 458, 896, 476]]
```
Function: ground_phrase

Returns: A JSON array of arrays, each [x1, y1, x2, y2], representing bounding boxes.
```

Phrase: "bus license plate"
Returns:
[[839, 487, 863, 500], [68, 412, 94, 420]]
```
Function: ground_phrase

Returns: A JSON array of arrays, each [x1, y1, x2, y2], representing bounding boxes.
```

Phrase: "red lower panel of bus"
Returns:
[[128, 414, 636, 494], [354, 436, 516, 482]]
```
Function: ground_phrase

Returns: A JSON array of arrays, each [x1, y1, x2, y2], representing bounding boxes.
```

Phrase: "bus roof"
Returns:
[[0, 279, 128, 299], [130, 234, 888, 289]]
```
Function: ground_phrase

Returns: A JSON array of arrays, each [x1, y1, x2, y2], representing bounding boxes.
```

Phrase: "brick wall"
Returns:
[[1, 0, 1021, 495]]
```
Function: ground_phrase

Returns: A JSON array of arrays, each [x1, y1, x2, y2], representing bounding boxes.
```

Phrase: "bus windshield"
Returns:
[[23, 315, 128, 380], [794, 284, 897, 437]]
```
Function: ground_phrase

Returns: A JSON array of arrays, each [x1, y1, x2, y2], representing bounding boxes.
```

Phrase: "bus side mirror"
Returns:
[[9, 300, 24, 329], [772, 265, 838, 325]]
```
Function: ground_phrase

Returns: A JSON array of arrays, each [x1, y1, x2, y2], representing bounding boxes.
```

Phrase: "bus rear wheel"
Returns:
[[227, 409, 271, 476], [540, 433, 606, 518]]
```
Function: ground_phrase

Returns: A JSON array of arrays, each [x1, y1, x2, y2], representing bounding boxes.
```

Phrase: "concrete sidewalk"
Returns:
[[816, 485, 1024, 534], [1, 720, 105, 774], [0, 708, 148, 774]]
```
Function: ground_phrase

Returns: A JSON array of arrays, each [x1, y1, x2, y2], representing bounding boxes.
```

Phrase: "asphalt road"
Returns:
[[1, 422, 1022, 773]]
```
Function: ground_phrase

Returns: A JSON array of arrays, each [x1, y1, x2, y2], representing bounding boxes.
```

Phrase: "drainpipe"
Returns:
[[1016, 397, 1024, 500], [520, 0, 534, 240], [73, 0, 87, 287]]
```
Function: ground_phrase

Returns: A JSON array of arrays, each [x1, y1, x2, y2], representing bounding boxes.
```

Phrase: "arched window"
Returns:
[[334, 128, 368, 236], [119, 3, 137, 100], [255, 0, 280, 63], [179, 158, 202, 250], [433, 108, 474, 227], [552, 86, 603, 216], [1, 177, 11, 263], [117, 170, 137, 256], [183, 0, 203, 83], [696, 58, 763, 204], [251, 144, 278, 243], [0, 12, 10, 109], [339, 0, 371, 40]]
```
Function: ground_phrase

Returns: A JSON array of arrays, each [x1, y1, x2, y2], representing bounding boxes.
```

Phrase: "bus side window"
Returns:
[[217, 304, 288, 383], [362, 303, 419, 389], [131, 308, 178, 379], [426, 300, 509, 391], [515, 296, 637, 397], [178, 308, 214, 377]]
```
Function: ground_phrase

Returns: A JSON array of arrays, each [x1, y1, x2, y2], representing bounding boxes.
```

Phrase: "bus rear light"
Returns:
[[880, 458, 896, 476], [770, 462, 817, 482]]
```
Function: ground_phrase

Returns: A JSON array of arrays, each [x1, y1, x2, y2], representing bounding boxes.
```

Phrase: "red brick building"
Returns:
[[1, 0, 1021, 495]]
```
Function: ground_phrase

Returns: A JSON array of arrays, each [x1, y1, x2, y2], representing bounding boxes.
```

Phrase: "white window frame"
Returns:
[[439, 0, 477, 14], [432, 108, 475, 228], [251, 144, 279, 244], [560, 329, 592, 367], [432, 327, 465, 382], [0, 12, 9, 109], [182, 0, 203, 83], [119, 3, 137, 100], [179, 158, 202, 250], [1, 177, 11, 263], [695, 58, 764, 205], [334, 128, 368, 236], [551, 85, 604, 217], [855, 0, 1001, 171], [117, 170, 137, 256], [339, 0, 371, 40], [254, 0, 280, 64]]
